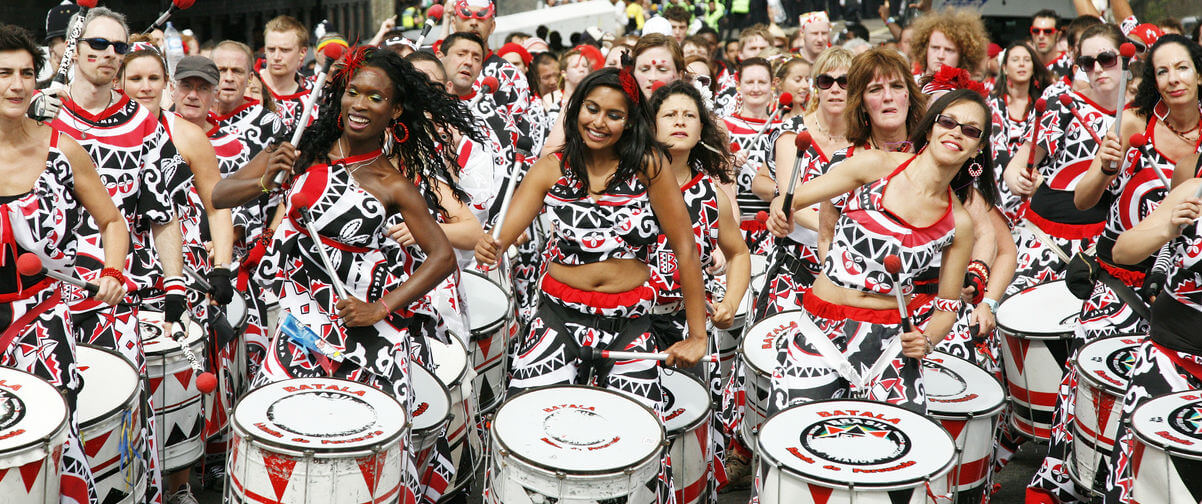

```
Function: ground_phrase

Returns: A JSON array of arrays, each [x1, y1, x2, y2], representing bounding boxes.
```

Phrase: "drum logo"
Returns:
[[0, 389, 26, 434], [541, 405, 621, 451], [1166, 403, 1202, 443], [800, 416, 910, 466], [1105, 348, 1137, 381], [662, 387, 685, 423]]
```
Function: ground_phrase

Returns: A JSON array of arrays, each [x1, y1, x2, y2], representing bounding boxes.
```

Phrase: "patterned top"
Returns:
[[725, 113, 783, 218], [265, 75, 316, 137], [1028, 89, 1116, 225], [987, 94, 1035, 172], [543, 153, 659, 266], [158, 113, 209, 275], [1166, 221, 1202, 311], [477, 54, 546, 158], [211, 98, 285, 245], [824, 157, 957, 297], [1047, 51, 1074, 81], [51, 93, 174, 308], [0, 132, 81, 294], [649, 168, 720, 301]]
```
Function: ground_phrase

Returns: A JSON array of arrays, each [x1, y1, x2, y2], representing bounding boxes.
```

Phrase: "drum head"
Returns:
[[1073, 335, 1140, 394], [0, 367, 67, 453], [492, 386, 663, 474], [750, 254, 768, 278], [226, 293, 248, 326], [758, 399, 955, 487], [661, 370, 709, 436], [462, 271, 508, 332], [923, 352, 1005, 417], [741, 311, 802, 376], [140, 311, 205, 354], [1131, 391, 1202, 459], [233, 377, 407, 454], [996, 281, 1082, 338], [76, 345, 139, 426], [429, 337, 469, 388], [410, 367, 451, 434]]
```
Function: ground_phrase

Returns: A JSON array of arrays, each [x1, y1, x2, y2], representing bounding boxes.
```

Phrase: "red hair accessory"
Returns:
[[619, 65, 641, 105], [331, 45, 370, 85], [921, 66, 987, 98]]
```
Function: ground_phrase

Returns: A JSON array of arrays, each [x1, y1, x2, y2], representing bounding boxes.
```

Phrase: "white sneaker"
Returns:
[[166, 483, 200, 504]]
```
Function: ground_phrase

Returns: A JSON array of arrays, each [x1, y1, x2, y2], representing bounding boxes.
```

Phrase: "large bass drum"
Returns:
[[77, 344, 146, 504], [739, 311, 804, 445], [461, 271, 514, 413]]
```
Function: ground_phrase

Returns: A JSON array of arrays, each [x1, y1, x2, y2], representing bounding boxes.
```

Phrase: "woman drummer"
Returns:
[[212, 46, 473, 504], [764, 88, 987, 414], [725, 57, 783, 255], [988, 41, 1051, 223], [0, 23, 129, 504]]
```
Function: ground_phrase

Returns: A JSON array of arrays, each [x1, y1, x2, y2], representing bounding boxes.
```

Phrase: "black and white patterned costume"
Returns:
[[988, 94, 1037, 223], [264, 75, 316, 137], [724, 113, 782, 255]]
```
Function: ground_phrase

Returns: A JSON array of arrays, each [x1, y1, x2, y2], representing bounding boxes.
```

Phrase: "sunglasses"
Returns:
[[80, 37, 129, 55], [1029, 27, 1057, 36], [814, 73, 847, 90], [934, 114, 983, 139], [1076, 51, 1119, 70], [457, 5, 494, 19]]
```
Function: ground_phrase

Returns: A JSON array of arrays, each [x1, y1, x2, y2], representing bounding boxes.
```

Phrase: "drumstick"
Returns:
[[1108, 43, 1138, 175], [883, 254, 913, 331], [491, 137, 535, 240], [41, 1, 94, 100], [271, 41, 349, 186], [412, 3, 444, 49], [143, 0, 195, 34], [1124, 134, 1160, 186], [1021, 98, 1048, 202], [168, 324, 218, 395], [16, 253, 98, 296], [182, 262, 241, 293], [578, 347, 718, 363], [743, 93, 792, 150], [469, 76, 500, 109], [1057, 94, 1103, 146], [780, 132, 813, 218], [292, 193, 351, 299]]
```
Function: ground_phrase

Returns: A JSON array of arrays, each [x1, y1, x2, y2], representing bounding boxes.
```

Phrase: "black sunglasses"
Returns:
[[935, 114, 983, 139], [814, 73, 848, 90], [81, 38, 130, 55], [1075, 51, 1119, 70]]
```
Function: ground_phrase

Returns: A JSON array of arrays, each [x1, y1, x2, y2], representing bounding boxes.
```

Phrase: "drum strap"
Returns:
[[791, 309, 904, 397], [539, 294, 654, 385], [1097, 270, 1151, 320], [1023, 221, 1076, 263], [0, 290, 61, 353]]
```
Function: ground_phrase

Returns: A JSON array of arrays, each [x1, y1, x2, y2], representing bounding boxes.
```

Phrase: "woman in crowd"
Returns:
[[213, 47, 474, 504], [775, 57, 812, 126], [725, 57, 781, 255], [908, 7, 989, 79], [632, 33, 685, 100], [988, 41, 1051, 223], [541, 46, 604, 156], [1, 24, 129, 504]]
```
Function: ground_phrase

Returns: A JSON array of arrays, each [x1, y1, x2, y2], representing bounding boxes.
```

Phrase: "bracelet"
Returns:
[[923, 337, 934, 356], [100, 267, 126, 285], [966, 259, 990, 286], [163, 276, 187, 294], [378, 299, 391, 316], [982, 298, 999, 314], [259, 172, 272, 193], [1100, 164, 1119, 176], [932, 297, 963, 313]]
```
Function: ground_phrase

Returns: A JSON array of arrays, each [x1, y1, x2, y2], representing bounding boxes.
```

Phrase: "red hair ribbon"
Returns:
[[922, 66, 987, 98], [331, 45, 371, 85]]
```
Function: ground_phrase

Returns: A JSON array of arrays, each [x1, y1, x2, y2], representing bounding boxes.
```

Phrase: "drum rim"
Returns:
[[738, 309, 806, 376], [491, 384, 667, 475], [922, 352, 1007, 417], [995, 280, 1079, 337], [140, 317, 206, 357], [225, 291, 251, 328], [0, 367, 70, 455], [1071, 335, 1140, 395], [412, 367, 453, 434], [757, 398, 957, 488], [231, 376, 409, 455], [463, 270, 512, 337], [1130, 392, 1202, 460], [76, 344, 141, 430], [661, 369, 711, 437]]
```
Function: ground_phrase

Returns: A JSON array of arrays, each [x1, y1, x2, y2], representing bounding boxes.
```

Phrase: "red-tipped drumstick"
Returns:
[[292, 192, 350, 299], [883, 254, 912, 330], [746, 92, 793, 147], [1108, 43, 1138, 173], [413, 3, 445, 48], [578, 347, 718, 363], [1021, 98, 1048, 201], [469, 76, 501, 108], [780, 131, 814, 219], [272, 41, 349, 186], [145, 0, 197, 34], [1057, 94, 1103, 146], [76, 0, 97, 8], [755, 210, 769, 223], [17, 253, 98, 295], [1124, 133, 1161, 186]]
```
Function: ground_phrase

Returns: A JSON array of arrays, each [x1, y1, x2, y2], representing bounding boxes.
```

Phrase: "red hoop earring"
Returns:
[[392, 122, 409, 144], [337, 115, 343, 130]]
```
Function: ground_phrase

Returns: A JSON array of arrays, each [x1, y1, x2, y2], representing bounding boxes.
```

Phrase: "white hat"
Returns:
[[642, 16, 673, 37]]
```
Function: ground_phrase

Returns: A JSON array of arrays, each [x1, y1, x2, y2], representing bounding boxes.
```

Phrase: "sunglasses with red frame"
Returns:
[[456, 4, 494, 19], [1029, 27, 1057, 36]]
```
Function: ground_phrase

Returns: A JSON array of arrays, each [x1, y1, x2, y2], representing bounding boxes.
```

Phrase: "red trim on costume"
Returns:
[[208, 98, 262, 123], [1022, 203, 1105, 240], [539, 274, 655, 309], [1099, 260, 1146, 287], [740, 219, 766, 232], [803, 290, 927, 325]]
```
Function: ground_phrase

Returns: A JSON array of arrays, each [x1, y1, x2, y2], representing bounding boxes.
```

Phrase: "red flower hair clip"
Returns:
[[331, 45, 371, 85], [922, 66, 987, 98], [619, 65, 641, 105]]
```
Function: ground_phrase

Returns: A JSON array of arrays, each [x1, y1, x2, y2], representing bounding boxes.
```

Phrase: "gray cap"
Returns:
[[174, 55, 219, 85]]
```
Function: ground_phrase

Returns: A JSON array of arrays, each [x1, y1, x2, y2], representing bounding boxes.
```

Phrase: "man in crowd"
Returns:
[[259, 15, 311, 133]]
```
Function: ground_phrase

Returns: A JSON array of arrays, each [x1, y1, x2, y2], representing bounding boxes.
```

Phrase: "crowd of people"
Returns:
[[2, 0, 1202, 503]]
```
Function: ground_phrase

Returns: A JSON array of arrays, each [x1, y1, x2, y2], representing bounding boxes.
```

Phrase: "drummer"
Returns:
[[764, 88, 985, 414], [0, 23, 129, 504], [212, 46, 474, 504]]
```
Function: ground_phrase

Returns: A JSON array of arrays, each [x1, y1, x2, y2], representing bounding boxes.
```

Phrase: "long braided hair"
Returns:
[[294, 46, 484, 214]]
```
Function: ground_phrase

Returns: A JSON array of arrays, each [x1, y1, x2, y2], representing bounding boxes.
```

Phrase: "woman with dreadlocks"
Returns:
[[212, 46, 477, 503]]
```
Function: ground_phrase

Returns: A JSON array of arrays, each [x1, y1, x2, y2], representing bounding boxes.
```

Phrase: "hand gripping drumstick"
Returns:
[[17, 253, 99, 296], [491, 137, 535, 241], [412, 3, 444, 49], [578, 346, 718, 363], [883, 254, 913, 331], [292, 193, 351, 299], [751, 133, 813, 310], [1107, 43, 1138, 174], [144, 0, 196, 34], [1058, 94, 1103, 147], [469, 76, 500, 109], [271, 41, 349, 186]]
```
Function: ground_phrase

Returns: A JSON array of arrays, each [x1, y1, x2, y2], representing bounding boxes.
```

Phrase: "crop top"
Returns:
[[543, 153, 660, 265]]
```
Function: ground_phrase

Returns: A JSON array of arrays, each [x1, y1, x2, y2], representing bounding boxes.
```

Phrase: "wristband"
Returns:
[[163, 276, 187, 294], [100, 267, 127, 285], [982, 298, 999, 314], [378, 299, 390, 315], [932, 297, 963, 313], [966, 260, 990, 286], [1100, 164, 1119, 176], [259, 172, 272, 193], [887, 16, 896, 24]]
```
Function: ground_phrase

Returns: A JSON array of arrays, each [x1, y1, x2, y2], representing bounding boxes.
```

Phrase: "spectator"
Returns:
[[908, 7, 989, 78], [530, 52, 560, 97], [683, 35, 710, 59], [1028, 9, 1061, 68], [1157, 17, 1184, 35], [498, 42, 533, 73], [664, 5, 691, 43], [798, 11, 831, 64]]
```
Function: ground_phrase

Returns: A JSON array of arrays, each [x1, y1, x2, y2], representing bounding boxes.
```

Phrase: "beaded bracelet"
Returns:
[[100, 267, 126, 285], [966, 259, 990, 286], [933, 297, 963, 313]]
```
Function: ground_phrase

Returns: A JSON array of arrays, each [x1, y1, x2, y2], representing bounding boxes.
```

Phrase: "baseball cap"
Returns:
[[1127, 23, 1163, 51], [44, 1, 81, 44], [174, 55, 219, 85], [642, 16, 673, 37]]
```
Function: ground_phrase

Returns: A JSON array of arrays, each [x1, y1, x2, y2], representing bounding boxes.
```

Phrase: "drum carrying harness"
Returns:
[[790, 309, 905, 398], [1026, 221, 1151, 320]]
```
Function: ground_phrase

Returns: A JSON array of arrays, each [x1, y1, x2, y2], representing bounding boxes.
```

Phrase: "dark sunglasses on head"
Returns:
[[935, 114, 983, 139], [80, 37, 129, 55], [1076, 51, 1119, 70], [814, 73, 847, 90], [1029, 27, 1057, 36]]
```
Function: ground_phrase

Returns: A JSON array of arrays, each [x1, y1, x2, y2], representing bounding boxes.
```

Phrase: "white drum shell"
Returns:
[[739, 311, 800, 444], [461, 271, 513, 413], [922, 353, 1005, 496], [427, 338, 481, 496], [1129, 391, 1202, 504], [662, 370, 711, 504], [0, 368, 69, 504], [1069, 335, 1138, 494], [77, 345, 146, 504], [410, 367, 451, 460], [141, 312, 207, 472]]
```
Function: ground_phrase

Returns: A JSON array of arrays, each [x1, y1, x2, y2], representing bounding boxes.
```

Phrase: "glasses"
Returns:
[[814, 74, 847, 90], [456, 5, 494, 19], [1029, 27, 1057, 36], [80, 38, 129, 55], [934, 114, 983, 139], [1076, 51, 1119, 70]]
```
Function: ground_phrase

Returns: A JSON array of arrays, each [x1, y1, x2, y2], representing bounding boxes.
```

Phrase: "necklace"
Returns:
[[335, 138, 382, 176], [67, 88, 114, 139], [811, 113, 845, 143]]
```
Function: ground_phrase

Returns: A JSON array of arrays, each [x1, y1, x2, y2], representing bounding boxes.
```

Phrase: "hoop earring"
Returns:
[[337, 115, 343, 130], [392, 122, 409, 144], [968, 160, 983, 178]]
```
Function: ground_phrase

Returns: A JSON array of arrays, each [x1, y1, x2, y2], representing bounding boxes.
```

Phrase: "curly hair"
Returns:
[[843, 48, 928, 147], [991, 42, 1052, 112], [806, 47, 853, 113], [0, 24, 44, 78], [649, 80, 734, 184], [908, 8, 989, 75], [294, 46, 484, 215], [1133, 35, 1202, 119], [909, 89, 999, 206], [560, 67, 668, 194]]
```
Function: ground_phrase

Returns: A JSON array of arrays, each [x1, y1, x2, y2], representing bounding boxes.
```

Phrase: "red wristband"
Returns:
[[100, 267, 126, 285]]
